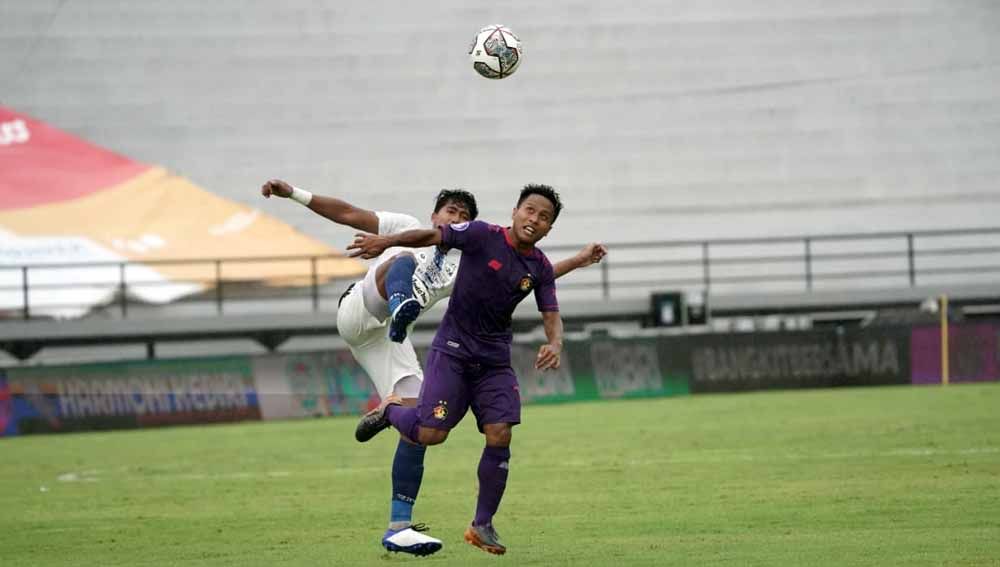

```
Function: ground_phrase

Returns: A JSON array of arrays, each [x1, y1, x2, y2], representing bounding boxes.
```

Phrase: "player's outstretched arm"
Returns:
[[553, 243, 608, 279], [260, 179, 379, 233], [535, 311, 564, 371], [347, 228, 443, 259]]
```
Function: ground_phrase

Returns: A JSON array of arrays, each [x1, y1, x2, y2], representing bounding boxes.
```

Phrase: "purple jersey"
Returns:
[[431, 220, 558, 365]]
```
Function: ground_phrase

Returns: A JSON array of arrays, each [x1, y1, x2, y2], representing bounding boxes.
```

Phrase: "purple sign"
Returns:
[[910, 324, 998, 384], [0, 373, 11, 436]]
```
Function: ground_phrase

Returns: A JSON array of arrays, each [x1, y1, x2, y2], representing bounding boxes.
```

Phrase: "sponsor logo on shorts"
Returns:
[[519, 275, 534, 292], [432, 401, 448, 420], [447, 340, 460, 348]]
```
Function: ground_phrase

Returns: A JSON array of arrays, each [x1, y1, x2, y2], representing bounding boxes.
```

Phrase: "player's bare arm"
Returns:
[[535, 311, 563, 371], [347, 228, 443, 259], [553, 242, 608, 279], [260, 179, 379, 233]]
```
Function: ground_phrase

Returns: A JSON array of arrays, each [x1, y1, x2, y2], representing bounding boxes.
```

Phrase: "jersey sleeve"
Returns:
[[534, 256, 559, 312], [439, 220, 490, 253], [376, 211, 422, 236]]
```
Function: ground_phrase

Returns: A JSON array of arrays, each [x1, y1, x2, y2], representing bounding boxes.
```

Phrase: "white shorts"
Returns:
[[336, 283, 422, 400]]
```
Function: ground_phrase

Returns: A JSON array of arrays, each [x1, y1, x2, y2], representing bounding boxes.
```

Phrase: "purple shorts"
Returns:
[[417, 348, 521, 432]]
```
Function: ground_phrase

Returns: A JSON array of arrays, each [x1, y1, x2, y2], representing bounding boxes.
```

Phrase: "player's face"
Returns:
[[430, 200, 472, 228], [510, 194, 554, 247]]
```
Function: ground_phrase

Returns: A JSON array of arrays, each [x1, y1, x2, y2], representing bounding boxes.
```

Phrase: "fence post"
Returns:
[[804, 238, 813, 291], [311, 257, 319, 311], [119, 263, 128, 318], [21, 266, 29, 320], [215, 260, 223, 315], [907, 233, 916, 286], [702, 242, 711, 291]]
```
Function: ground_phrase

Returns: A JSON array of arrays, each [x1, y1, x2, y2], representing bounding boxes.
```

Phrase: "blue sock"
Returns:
[[390, 438, 427, 530], [385, 255, 417, 312]]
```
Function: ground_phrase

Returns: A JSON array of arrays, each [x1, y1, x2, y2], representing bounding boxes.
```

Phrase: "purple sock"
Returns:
[[474, 445, 510, 526], [386, 405, 421, 442]]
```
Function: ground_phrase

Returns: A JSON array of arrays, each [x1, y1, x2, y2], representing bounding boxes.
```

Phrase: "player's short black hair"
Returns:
[[434, 188, 479, 220], [517, 184, 562, 222]]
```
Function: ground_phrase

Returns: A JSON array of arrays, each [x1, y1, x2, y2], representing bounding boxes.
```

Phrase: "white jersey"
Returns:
[[360, 211, 460, 321]]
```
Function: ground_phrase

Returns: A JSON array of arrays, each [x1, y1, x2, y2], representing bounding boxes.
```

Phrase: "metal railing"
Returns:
[[0, 254, 357, 320], [540, 226, 1000, 299], [3, 227, 1000, 320]]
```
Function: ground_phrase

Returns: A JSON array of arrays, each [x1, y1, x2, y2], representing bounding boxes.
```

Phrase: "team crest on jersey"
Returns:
[[432, 401, 448, 420], [519, 275, 534, 292]]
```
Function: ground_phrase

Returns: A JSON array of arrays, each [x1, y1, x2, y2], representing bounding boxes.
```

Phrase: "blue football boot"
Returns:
[[387, 294, 421, 343]]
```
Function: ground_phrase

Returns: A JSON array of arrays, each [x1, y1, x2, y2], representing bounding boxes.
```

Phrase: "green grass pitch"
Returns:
[[3, 383, 999, 566]]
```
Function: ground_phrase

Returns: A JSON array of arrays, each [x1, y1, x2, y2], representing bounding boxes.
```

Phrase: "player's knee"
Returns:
[[375, 253, 417, 289], [384, 254, 418, 299], [483, 423, 512, 447], [388, 253, 416, 271], [417, 427, 448, 446]]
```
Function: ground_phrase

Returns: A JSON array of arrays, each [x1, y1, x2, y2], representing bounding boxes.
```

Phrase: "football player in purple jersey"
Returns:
[[349, 184, 573, 555]]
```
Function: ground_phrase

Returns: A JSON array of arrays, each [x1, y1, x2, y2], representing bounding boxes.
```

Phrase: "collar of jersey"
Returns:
[[502, 227, 536, 257]]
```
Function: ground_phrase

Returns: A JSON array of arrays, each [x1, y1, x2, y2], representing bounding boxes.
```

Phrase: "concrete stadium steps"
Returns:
[[4, 0, 1000, 277]]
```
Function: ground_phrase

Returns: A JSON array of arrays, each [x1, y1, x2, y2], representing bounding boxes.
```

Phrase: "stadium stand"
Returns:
[[3, 1, 1000, 363], [5, 1, 999, 245]]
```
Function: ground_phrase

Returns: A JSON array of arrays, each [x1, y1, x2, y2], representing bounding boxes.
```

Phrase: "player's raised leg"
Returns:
[[382, 254, 422, 343]]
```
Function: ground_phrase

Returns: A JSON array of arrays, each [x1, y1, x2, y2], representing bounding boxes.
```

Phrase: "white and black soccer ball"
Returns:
[[468, 25, 522, 79]]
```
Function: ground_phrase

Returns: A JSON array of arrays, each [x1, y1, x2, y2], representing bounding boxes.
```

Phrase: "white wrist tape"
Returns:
[[290, 186, 313, 206]]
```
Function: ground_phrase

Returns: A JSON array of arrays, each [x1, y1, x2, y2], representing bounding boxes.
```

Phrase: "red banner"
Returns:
[[0, 107, 149, 211]]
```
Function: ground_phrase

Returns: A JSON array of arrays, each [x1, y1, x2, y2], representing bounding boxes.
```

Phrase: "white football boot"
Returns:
[[381, 524, 443, 556]]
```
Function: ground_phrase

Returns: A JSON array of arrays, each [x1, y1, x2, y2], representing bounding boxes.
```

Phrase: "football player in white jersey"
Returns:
[[261, 179, 606, 556]]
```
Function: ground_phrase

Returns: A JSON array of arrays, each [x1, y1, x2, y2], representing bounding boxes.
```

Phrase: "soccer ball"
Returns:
[[468, 25, 522, 79]]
